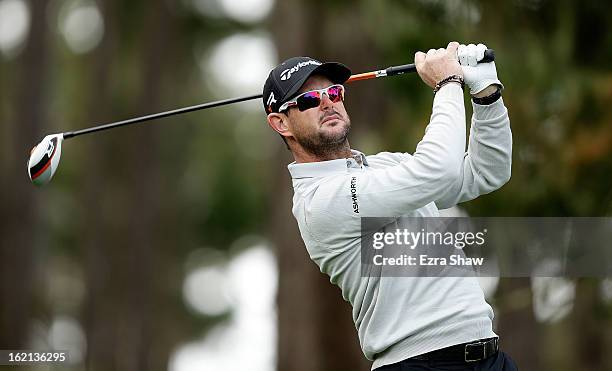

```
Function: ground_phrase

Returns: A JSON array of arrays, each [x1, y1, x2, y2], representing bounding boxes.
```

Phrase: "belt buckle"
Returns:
[[464, 341, 486, 362]]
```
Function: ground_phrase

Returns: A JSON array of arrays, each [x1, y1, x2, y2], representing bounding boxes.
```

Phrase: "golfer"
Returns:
[[263, 42, 517, 370]]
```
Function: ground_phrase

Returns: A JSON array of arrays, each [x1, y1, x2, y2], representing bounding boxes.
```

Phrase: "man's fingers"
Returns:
[[415, 42, 464, 88], [447, 41, 459, 58], [414, 51, 426, 67], [466, 44, 477, 66], [476, 43, 487, 62], [458, 44, 468, 65]]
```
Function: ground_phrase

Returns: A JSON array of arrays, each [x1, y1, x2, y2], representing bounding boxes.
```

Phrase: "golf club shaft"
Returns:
[[62, 49, 495, 140], [62, 94, 263, 139]]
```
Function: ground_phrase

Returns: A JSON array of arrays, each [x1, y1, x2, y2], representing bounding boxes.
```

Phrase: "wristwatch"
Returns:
[[472, 85, 502, 105]]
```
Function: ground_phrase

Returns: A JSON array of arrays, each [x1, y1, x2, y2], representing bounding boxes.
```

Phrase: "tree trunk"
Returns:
[[81, 0, 180, 369], [269, 1, 375, 370], [571, 278, 605, 371], [496, 278, 540, 370], [0, 0, 49, 349]]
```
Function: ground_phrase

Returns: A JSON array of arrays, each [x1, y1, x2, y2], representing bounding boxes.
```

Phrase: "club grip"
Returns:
[[481, 48, 495, 63], [386, 64, 417, 76]]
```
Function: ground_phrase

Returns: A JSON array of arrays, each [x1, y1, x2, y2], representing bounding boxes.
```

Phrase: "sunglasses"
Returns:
[[279, 84, 345, 113]]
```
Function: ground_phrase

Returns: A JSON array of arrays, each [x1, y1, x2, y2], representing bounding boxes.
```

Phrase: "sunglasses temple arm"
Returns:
[[346, 49, 495, 83]]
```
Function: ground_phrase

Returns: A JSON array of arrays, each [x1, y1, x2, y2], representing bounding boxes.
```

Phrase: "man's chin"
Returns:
[[320, 123, 350, 144]]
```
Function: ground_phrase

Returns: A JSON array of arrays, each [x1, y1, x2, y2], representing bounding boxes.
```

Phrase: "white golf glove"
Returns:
[[458, 43, 503, 95]]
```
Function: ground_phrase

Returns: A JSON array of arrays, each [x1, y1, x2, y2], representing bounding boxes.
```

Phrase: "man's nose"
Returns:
[[319, 93, 333, 110]]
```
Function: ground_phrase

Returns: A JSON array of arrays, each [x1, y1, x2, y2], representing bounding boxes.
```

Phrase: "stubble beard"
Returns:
[[295, 115, 351, 160]]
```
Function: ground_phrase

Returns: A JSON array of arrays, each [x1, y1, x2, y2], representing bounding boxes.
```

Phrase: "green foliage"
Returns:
[[353, 0, 612, 217]]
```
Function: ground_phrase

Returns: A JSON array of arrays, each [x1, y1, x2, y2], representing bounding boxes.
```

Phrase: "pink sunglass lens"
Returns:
[[327, 86, 344, 102], [296, 91, 322, 111]]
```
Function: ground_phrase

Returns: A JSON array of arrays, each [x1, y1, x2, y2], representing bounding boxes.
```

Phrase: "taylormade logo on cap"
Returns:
[[280, 60, 322, 81]]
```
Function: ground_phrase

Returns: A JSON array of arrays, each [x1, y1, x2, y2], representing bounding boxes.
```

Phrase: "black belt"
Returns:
[[410, 337, 499, 362]]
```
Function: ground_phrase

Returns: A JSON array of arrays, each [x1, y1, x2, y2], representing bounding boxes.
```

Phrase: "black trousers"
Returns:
[[374, 351, 518, 371]]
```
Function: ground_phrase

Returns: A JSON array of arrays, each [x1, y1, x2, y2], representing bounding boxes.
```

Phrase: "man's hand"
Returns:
[[415, 42, 463, 89], [458, 43, 503, 96]]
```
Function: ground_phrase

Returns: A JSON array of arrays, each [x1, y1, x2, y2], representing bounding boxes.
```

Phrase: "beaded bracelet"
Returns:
[[433, 75, 465, 94]]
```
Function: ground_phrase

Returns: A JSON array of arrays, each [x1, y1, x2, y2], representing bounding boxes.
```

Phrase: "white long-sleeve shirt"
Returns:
[[287, 83, 512, 369]]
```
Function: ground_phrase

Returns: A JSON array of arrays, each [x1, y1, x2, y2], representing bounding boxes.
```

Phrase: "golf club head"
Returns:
[[27, 134, 64, 186]]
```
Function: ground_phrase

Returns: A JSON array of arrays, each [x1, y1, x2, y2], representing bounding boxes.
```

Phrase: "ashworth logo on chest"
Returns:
[[350, 177, 359, 213], [280, 60, 322, 81]]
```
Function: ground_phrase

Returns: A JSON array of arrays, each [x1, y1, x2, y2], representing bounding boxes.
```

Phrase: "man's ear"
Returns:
[[267, 113, 292, 139]]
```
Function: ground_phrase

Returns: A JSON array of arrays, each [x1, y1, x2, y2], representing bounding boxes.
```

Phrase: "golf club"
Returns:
[[27, 49, 495, 186]]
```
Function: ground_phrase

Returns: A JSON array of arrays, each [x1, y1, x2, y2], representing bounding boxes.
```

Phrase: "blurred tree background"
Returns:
[[1, 0, 611, 370]]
